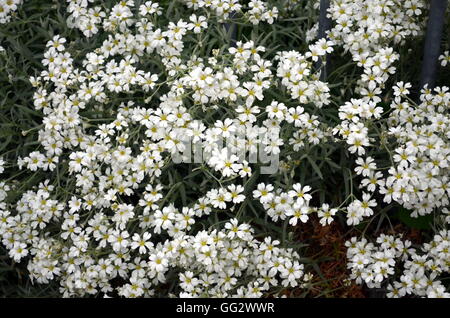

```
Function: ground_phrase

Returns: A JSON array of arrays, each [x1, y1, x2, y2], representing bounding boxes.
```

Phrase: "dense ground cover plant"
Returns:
[[0, 0, 448, 297]]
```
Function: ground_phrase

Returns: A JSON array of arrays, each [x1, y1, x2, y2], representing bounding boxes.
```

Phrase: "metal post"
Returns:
[[317, 0, 332, 81], [224, 12, 237, 48], [419, 0, 448, 89]]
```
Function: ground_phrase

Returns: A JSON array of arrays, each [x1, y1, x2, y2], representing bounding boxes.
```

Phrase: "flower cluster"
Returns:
[[0, 0, 23, 24], [276, 39, 333, 108], [327, 0, 426, 55], [0, 177, 308, 297], [377, 85, 450, 218], [67, 0, 278, 38], [181, 0, 278, 24], [1, 0, 449, 299], [253, 182, 338, 227], [1, 0, 315, 297], [346, 232, 450, 298], [334, 48, 399, 156], [322, 0, 445, 227]]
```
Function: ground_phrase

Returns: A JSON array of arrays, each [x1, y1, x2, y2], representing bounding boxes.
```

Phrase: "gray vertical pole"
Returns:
[[224, 12, 237, 48], [317, 0, 332, 81], [318, 0, 332, 39], [419, 0, 448, 89]]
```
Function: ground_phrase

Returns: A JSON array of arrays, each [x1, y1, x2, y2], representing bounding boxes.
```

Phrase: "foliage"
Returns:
[[0, 0, 449, 298]]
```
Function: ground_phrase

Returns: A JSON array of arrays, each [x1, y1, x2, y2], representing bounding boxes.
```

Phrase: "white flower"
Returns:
[[253, 183, 274, 204], [131, 232, 153, 254], [317, 203, 337, 226]]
